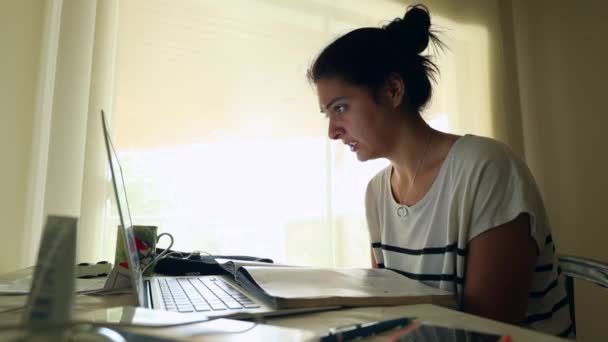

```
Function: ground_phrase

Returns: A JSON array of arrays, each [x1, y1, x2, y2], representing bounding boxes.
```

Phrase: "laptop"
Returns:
[[100, 110, 331, 320]]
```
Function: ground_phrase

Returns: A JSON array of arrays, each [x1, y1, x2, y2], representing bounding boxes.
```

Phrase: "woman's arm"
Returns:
[[371, 248, 379, 268], [463, 213, 537, 325]]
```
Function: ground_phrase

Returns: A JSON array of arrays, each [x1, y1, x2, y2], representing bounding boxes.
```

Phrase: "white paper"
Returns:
[[90, 265, 133, 295], [243, 267, 453, 299]]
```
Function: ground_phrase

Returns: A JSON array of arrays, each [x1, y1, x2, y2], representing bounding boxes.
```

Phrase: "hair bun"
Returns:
[[384, 4, 431, 54]]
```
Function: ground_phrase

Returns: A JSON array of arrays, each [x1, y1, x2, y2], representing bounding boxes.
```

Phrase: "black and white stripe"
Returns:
[[365, 136, 574, 338], [372, 242, 467, 257], [373, 236, 574, 338]]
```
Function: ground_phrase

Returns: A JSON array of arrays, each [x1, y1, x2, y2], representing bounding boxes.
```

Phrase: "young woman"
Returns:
[[308, 4, 572, 338]]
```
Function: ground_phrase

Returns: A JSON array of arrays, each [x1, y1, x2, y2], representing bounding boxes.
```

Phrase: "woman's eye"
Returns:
[[334, 104, 348, 114]]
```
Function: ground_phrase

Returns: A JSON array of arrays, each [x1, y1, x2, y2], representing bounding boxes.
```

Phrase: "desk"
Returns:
[[0, 271, 569, 341]]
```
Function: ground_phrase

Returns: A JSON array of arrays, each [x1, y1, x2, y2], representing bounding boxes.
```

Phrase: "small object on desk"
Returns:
[[153, 249, 274, 276], [320, 317, 415, 342], [76, 261, 113, 278], [386, 321, 508, 342], [23, 215, 78, 324]]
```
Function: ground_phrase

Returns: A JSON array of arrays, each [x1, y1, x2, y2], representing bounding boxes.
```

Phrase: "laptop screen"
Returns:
[[101, 110, 145, 306]]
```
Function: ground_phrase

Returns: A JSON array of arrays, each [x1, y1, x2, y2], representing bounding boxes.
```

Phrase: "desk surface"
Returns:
[[0, 272, 569, 341], [267, 304, 569, 342]]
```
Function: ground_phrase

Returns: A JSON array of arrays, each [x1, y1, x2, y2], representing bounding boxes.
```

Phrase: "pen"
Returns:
[[320, 317, 415, 342]]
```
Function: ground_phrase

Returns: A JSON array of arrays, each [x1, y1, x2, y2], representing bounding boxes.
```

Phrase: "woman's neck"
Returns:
[[387, 118, 435, 185]]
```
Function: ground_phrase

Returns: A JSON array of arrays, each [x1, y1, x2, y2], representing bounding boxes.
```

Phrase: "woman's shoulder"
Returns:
[[366, 165, 391, 196], [446, 134, 537, 189], [450, 134, 521, 166]]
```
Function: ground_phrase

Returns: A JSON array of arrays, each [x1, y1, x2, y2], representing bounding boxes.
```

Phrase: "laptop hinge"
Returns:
[[144, 279, 153, 309]]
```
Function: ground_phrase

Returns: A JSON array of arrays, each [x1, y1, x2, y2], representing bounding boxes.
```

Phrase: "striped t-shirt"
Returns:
[[365, 134, 573, 338]]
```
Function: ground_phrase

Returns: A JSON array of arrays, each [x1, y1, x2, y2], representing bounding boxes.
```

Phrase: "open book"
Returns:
[[214, 259, 456, 310]]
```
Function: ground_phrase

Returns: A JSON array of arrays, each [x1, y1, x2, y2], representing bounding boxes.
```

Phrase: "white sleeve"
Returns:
[[466, 144, 546, 252]]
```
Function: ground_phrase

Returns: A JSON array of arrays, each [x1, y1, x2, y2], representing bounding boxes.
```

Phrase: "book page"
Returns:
[[214, 259, 282, 268], [242, 267, 453, 299], [214, 259, 290, 276]]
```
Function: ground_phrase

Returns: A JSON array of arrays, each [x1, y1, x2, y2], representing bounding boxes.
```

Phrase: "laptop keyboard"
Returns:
[[158, 277, 261, 313]]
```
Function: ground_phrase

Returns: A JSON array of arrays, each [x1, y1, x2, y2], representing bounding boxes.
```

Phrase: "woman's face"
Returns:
[[316, 77, 397, 161]]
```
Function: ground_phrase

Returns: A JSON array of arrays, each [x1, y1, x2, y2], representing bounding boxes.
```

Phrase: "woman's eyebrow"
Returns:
[[320, 96, 346, 113]]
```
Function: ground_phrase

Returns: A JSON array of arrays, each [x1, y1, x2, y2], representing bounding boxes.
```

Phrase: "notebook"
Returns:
[[212, 259, 456, 309], [100, 110, 334, 320]]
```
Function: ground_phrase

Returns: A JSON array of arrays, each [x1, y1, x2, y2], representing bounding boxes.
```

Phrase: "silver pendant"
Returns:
[[397, 206, 408, 218]]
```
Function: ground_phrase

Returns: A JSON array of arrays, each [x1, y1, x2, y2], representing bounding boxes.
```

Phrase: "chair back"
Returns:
[[559, 255, 608, 288], [558, 255, 608, 337]]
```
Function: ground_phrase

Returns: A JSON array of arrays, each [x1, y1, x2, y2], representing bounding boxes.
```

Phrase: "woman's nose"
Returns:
[[328, 118, 343, 140]]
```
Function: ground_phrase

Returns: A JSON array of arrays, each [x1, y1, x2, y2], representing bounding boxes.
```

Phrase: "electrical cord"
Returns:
[[0, 305, 25, 314], [155, 250, 206, 261], [141, 248, 214, 276], [0, 316, 260, 337]]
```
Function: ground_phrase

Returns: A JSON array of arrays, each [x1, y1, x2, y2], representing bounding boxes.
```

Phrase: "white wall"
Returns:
[[512, 1, 608, 341], [0, 1, 45, 272]]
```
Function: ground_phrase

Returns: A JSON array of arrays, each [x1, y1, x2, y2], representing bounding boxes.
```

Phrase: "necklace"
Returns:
[[395, 130, 433, 218]]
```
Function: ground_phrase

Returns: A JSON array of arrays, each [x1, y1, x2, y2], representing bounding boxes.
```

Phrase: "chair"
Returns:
[[558, 254, 608, 336]]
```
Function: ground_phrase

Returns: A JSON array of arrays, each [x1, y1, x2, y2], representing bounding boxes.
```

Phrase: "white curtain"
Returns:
[[8, 0, 120, 269]]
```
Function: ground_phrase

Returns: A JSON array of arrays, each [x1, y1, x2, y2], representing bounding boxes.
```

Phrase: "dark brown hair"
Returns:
[[308, 4, 444, 114]]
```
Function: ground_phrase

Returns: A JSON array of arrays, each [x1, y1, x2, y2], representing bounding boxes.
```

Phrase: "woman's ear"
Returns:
[[383, 73, 406, 108]]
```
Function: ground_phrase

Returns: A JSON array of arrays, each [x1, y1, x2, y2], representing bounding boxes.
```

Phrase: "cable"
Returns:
[[141, 250, 198, 275], [160, 252, 185, 259], [0, 301, 271, 335], [182, 250, 202, 260], [0, 305, 25, 314], [0, 317, 259, 337]]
